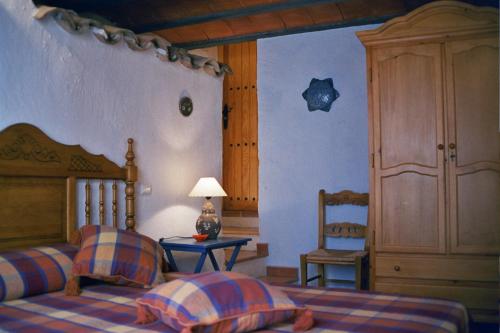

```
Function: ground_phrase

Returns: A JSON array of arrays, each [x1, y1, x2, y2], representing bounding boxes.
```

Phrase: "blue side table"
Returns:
[[159, 237, 252, 273]]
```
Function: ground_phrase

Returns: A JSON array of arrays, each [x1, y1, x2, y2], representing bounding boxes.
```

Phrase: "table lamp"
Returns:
[[189, 177, 227, 239]]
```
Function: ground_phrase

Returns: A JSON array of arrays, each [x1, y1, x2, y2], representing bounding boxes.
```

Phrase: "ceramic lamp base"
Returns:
[[195, 198, 221, 240]]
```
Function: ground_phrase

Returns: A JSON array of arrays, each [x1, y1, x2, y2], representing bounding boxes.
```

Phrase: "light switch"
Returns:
[[141, 184, 152, 195]]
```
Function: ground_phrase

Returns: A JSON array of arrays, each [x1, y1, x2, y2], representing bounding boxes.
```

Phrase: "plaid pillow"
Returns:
[[0, 243, 78, 301], [136, 271, 314, 333], [72, 225, 165, 288]]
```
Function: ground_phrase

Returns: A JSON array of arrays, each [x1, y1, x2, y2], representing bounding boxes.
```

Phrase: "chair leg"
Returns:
[[318, 264, 325, 287], [363, 256, 370, 290], [355, 256, 362, 290], [300, 255, 307, 287]]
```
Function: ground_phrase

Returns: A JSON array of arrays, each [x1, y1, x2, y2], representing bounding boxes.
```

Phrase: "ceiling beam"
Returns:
[[34, 0, 135, 12], [132, 0, 350, 33], [402, 0, 499, 10], [172, 13, 402, 50]]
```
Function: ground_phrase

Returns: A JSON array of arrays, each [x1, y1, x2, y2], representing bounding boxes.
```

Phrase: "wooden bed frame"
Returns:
[[0, 123, 137, 251]]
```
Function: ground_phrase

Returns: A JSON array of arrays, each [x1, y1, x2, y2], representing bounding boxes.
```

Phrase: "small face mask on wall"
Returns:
[[179, 97, 193, 117]]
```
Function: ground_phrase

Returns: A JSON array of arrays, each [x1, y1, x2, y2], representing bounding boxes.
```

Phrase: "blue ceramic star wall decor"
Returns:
[[302, 78, 340, 112]]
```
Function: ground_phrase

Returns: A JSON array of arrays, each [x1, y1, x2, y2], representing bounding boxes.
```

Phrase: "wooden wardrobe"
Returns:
[[357, 1, 499, 322]]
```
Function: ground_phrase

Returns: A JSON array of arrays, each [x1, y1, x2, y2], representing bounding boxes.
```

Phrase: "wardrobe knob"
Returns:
[[394, 265, 401, 272], [437, 144, 444, 150], [449, 143, 456, 149]]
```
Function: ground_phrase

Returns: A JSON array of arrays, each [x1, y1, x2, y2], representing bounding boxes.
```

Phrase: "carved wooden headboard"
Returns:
[[0, 123, 137, 250]]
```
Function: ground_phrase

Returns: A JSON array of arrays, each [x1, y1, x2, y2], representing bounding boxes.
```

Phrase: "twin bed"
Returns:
[[1, 282, 468, 332], [0, 123, 469, 333]]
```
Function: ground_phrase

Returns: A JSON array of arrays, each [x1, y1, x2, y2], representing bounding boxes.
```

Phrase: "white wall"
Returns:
[[0, 1, 223, 270], [258, 25, 377, 282]]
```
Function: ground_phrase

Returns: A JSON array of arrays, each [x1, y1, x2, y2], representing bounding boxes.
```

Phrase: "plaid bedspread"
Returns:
[[0, 283, 468, 333]]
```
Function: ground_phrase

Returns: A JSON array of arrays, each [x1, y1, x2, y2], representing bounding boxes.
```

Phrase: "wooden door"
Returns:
[[372, 43, 446, 254], [445, 36, 500, 254], [219, 42, 258, 214]]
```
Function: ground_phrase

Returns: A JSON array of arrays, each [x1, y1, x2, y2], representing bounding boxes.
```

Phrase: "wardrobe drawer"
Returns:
[[375, 280, 498, 311], [376, 256, 498, 282]]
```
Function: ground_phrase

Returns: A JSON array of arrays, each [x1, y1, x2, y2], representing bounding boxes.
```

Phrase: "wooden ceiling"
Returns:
[[34, 0, 499, 50]]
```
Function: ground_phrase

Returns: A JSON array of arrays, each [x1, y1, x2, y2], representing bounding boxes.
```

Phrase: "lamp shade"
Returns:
[[189, 177, 227, 197]]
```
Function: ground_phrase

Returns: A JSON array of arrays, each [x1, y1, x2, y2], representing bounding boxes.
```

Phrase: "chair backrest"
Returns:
[[318, 189, 369, 250]]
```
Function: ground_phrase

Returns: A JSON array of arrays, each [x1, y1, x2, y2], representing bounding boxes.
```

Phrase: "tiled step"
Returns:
[[229, 256, 267, 277], [226, 250, 262, 263], [221, 230, 259, 251], [222, 211, 259, 218], [259, 275, 298, 284], [221, 216, 259, 229], [259, 266, 298, 285], [222, 226, 260, 236], [224, 243, 268, 265]]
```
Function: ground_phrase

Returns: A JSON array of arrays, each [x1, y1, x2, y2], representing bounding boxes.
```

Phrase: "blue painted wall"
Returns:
[[258, 25, 378, 282]]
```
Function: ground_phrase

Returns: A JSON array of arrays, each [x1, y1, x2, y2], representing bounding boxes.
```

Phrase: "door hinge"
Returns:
[[369, 67, 372, 83], [371, 153, 374, 168]]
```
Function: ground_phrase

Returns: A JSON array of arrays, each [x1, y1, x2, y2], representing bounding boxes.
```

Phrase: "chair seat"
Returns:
[[305, 249, 368, 264]]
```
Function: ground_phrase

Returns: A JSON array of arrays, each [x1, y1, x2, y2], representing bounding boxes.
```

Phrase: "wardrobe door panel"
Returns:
[[446, 37, 500, 254], [456, 171, 500, 251], [377, 49, 438, 169], [381, 172, 440, 251], [373, 44, 446, 253], [450, 39, 499, 166]]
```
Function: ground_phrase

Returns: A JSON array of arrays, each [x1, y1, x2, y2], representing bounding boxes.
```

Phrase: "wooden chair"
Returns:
[[300, 189, 369, 290]]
